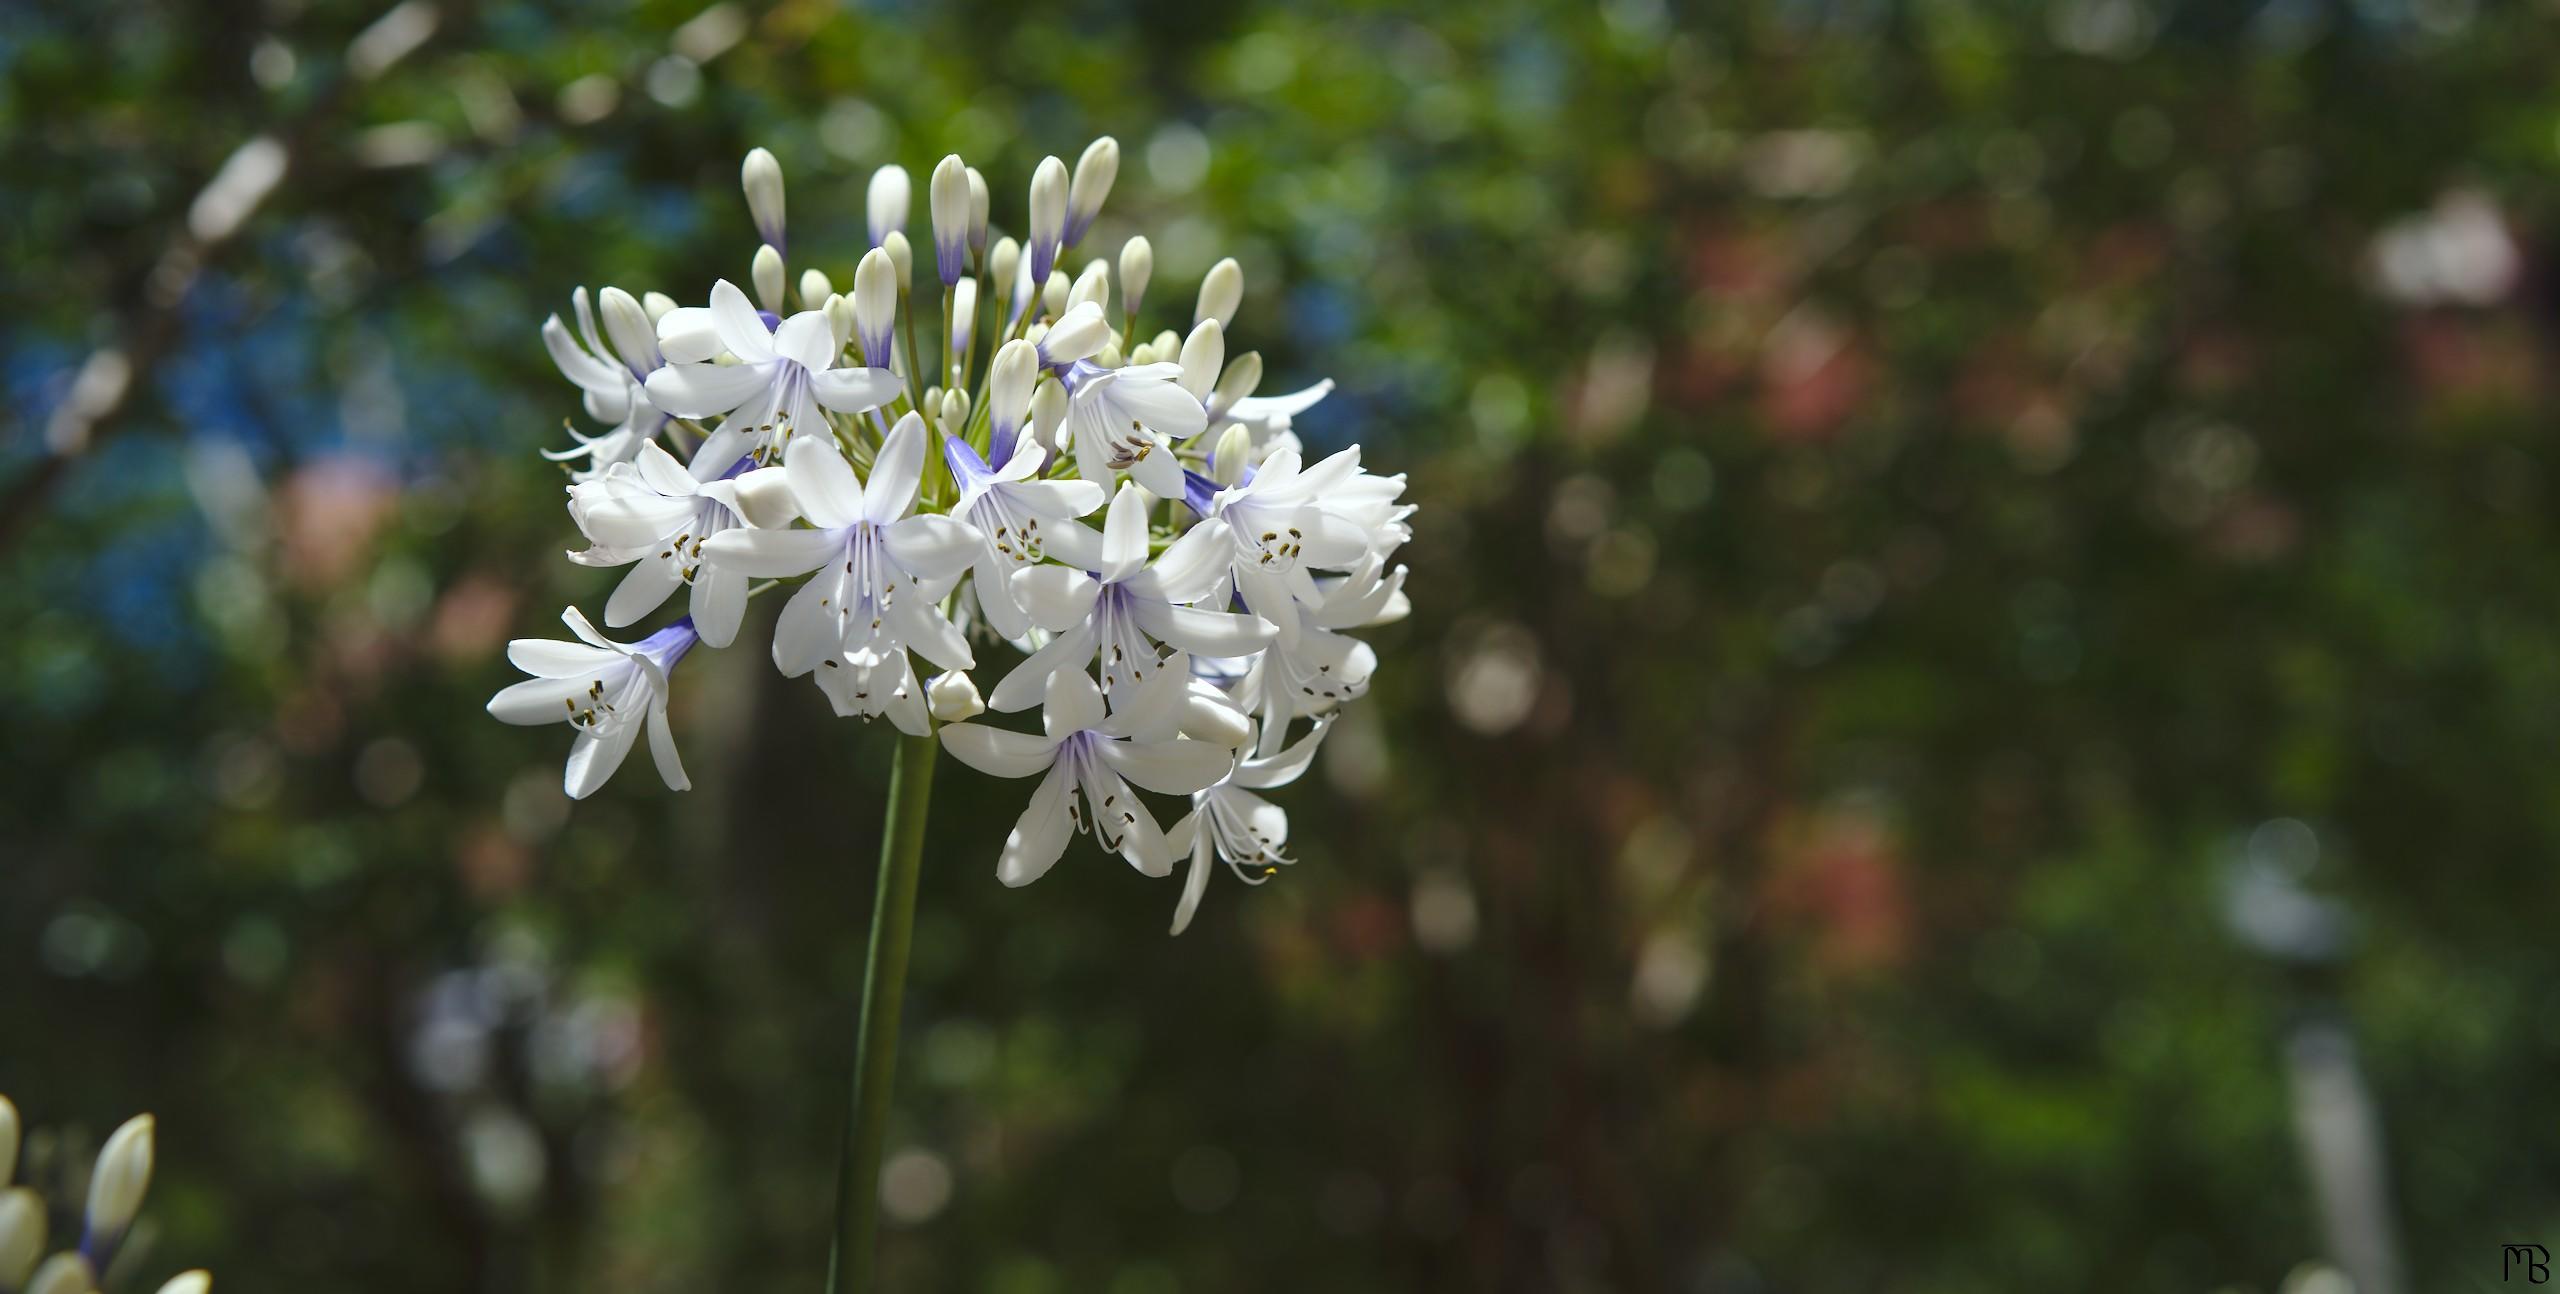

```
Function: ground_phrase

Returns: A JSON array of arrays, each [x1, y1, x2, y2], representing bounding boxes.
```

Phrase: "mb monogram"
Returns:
[[2512, 1244, 2552, 1283]]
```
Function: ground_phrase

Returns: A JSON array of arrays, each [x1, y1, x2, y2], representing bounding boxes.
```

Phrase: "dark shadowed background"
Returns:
[[8, 0, 2560, 1290]]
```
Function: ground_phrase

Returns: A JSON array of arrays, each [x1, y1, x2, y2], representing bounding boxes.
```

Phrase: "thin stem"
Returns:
[[826, 730, 940, 1294]]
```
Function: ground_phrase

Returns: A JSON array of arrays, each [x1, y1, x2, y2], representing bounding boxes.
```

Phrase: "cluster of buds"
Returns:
[[0, 1098, 205, 1294], [491, 137, 1412, 931]]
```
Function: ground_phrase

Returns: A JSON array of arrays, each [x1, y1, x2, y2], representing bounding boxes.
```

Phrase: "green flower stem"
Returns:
[[826, 729, 940, 1294]]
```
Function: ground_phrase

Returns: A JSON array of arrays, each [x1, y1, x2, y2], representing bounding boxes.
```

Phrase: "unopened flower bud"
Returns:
[[1036, 301, 1110, 367], [155, 1271, 212, 1294], [643, 290, 678, 322], [798, 268, 833, 310], [751, 244, 786, 313], [0, 1189, 42, 1290], [1212, 423, 1255, 487], [966, 166, 989, 253], [1066, 135, 1118, 247], [1212, 351, 1262, 414], [883, 230, 913, 288], [1196, 256, 1242, 328], [1094, 340, 1123, 368], [1027, 155, 1067, 287], [948, 279, 977, 368], [940, 387, 971, 436], [1040, 270, 1069, 319], [1119, 236, 1153, 322], [1178, 319, 1224, 400], [1030, 379, 1070, 452], [927, 670, 985, 722], [988, 237, 1020, 310], [866, 163, 910, 248], [854, 248, 897, 369], [85, 1113, 154, 1246], [1127, 341, 1160, 366], [929, 154, 970, 286], [741, 147, 785, 249], [598, 287, 660, 376], [989, 339, 1037, 444], [24, 1252, 91, 1294], [1069, 259, 1110, 314], [825, 292, 855, 351]]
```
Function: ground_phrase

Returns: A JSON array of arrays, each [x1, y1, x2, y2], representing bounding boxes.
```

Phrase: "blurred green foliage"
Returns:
[[9, 0, 2560, 1290]]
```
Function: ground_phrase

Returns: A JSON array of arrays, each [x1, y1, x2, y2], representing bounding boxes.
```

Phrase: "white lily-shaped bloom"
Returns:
[[486, 608, 695, 799], [643, 279, 902, 476], [991, 484, 1274, 711], [700, 415, 981, 728], [1168, 716, 1330, 934], [942, 433, 1106, 640], [1186, 446, 1373, 647], [541, 287, 667, 480], [566, 442, 753, 647], [940, 664, 1231, 884], [1062, 361, 1206, 498], [1242, 583, 1387, 757]]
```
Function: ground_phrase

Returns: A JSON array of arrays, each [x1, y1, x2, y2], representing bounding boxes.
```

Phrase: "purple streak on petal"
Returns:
[[1182, 469, 1220, 518]]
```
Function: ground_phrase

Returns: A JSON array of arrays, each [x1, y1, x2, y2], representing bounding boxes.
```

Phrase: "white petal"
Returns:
[[784, 435, 867, 528], [632, 440, 696, 497], [1169, 816, 1212, 935], [987, 626, 1092, 713], [1099, 736, 1233, 795], [1124, 443, 1188, 500], [865, 413, 927, 523], [507, 638, 619, 679], [1009, 565, 1099, 632], [973, 557, 1034, 640], [772, 310, 837, 369], [1114, 366, 1209, 438], [700, 525, 840, 578], [1133, 601, 1276, 658], [689, 566, 747, 648], [1107, 789, 1176, 877], [656, 305, 723, 364], [1103, 652, 1190, 744], [647, 704, 691, 792], [604, 559, 683, 627], [563, 719, 644, 799], [883, 514, 982, 580], [486, 675, 590, 725], [708, 279, 775, 362], [645, 361, 771, 419], [1126, 519, 1229, 604], [1098, 484, 1148, 582], [889, 597, 976, 672], [770, 579, 838, 676], [810, 366, 901, 413], [1005, 477, 1106, 519], [1228, 378, 1333, 423], [1037, 518, 1105, 571], [1237, 715, 1330, 789], [995, 764, 1077, 887], [1044, 665, 1107, 737], [940, 723, 1060, 778]]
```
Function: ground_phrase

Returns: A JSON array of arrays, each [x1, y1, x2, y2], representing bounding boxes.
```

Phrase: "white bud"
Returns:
[[1177, 319, 1224, 400], [988, 237, 1020, 308], [1119, 236, 1153, 322], [751, 244, 786, 313], [854, 248, 897, 368], [0, 1189, 42, 1291], [939, 387, 971, 437], [1066, 135, 1119, 247], [1094, 340, 1123, 368], [825, 292, 855, 351], [24, 1252, 91, 1294], [1030, 379, 1070, 452], [866, 163, 910, 247], [798, 268, 833, 310], [1196, 256, 1242, 329], [657, 304, 722, 363], [1069, 259, 1110, 314], [1037, 301, 1110, 366], [948, 278, 977, 365], [85, 1113, 154, 1245], [1027, 155, 1067, 284], [0, 1095, 16, 1190], [989, 339, 1037, 440], [1182, 682, 1254, 748], [883, 230, 913, 287], [598, 287, 660, 375], [1127, 341, 1160, 366], [966, 166, 989, 253], [726, 465, 802, 529], [643, 290, 678, 322], [1212, 423, 1255, 487], [1151, 328, 1181, 354], [741, 147, 785, 248], [154, 1272, 213, 1294], [929, 154, 971, 286], [1212, 351, 1263, 413], [927, 670, 985, 722], [1041, 270, 1069, 319]]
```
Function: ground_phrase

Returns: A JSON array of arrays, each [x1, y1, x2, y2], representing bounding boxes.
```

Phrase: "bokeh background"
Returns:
[[8, 0, 2560, 1290]]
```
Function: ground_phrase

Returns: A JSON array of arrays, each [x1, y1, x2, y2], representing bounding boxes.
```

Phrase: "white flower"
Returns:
[[1169, 717, 1329, 934], [642, 280, 901, 474], [940, 664, 1231, 884], [1063, 361, 1206, 498], [540, 287, 666, 480], [1190, 445, 1373, 646], [566, 442, 753, 647], [700, 416, 981, 729], [941, 433, 1106, 640], [991, 484, 1273, 711], [486, 608, 696, 799]]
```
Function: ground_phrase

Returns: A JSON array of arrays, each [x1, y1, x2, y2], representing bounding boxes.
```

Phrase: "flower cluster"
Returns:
[[0, 1096, 207, 1294], [491, 140, 1411, 931]]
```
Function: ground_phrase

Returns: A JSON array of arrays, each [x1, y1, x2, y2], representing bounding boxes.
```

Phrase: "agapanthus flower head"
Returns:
[[495, 138, 1412, 929]]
